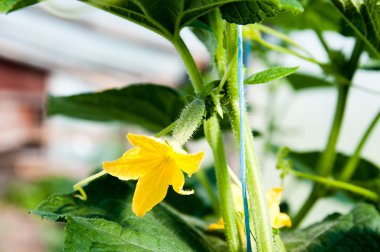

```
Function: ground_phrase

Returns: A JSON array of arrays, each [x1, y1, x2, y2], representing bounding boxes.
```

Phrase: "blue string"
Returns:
[[238, 25, 252, 251]]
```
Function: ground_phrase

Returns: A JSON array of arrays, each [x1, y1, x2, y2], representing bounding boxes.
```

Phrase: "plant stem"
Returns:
[[209, 9, 226, 76], [204, 116, 242, 252], [226, 23, 274, 252], [155, 121, 177, 138], [173, 37, 204, 95], [73, 171, 107, 200], [318, 84, 350, 176], [290, 169, 378, 201], [174, 28, 243, 251], [293, 39, 364, 226], [340, 110, 380, 181]]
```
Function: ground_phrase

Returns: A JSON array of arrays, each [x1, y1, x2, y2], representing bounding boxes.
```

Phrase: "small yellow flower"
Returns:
[[103, 133, 204, 217], [266, 187, 292, 229], [208, 186, 291, 230]]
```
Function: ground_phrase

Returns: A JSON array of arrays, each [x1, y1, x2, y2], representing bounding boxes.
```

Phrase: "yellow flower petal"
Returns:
[[132, 162, 170, 217], [103, 148, 155, 180], [127, 133, 167, 153], [266, 187, 292, 229], [273, 212, 292, 229], [168, 163, 194, 195], [208, 218, 225, 230], [172, 151, 204, 176], [102, 133, 204, 217]]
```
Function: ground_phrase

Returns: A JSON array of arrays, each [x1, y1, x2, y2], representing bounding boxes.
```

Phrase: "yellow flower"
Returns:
[[208, 186, 291, 230], [103, 133, 204, 217], [266, 187, 292, 229]]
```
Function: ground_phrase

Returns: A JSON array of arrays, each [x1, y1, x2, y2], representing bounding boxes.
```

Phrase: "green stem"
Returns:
[[226, 23, 274, 252], [315, 31, 332, 59], [318, 39, 364, 177], [293, 40, 364, 226], [255, 37, 322, 65], [174, 24, 243, 251], [209, 9, 227, 76], [254, 24, 312, 57], [340, 110, 380, 181], [204, 116, 243, 252], [73, 171, 107, 200], [216, 50, 237, 94], [290, 169, 379, 201], [318, 84, 350, 176], [173, 36, 204, 95], [155, 121, 177, 138]]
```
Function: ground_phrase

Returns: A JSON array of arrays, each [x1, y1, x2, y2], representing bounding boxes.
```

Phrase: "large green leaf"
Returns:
[[244, 66, 299, 84], [268, 0, 341, 31], [332, 0, 380, 58], [220, 0, 303, 24], [283, 203, 380, 251], [47, 84, 185, 132], [286, 73, 334, 90], [78, 0, 243, 40], [33, 175, 225, 251], [0, 0, 41, 13], [1, 0, 255, 40]]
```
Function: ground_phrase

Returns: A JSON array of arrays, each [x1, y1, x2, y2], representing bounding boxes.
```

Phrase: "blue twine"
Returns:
[[238, 25, 252, 251]]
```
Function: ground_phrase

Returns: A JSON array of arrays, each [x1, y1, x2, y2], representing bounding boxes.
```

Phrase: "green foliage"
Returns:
[[220, 0, 303, 24], [283, 203, 380, 251], [286, 73, 334, 90], [47, 84, 185, 132], [0, 0, 41, 13], [78, 0, 245, 41], [332, 0, 380, 58], [268, 0, 341, 31], [33, 175, 225, 252], [244, 66, 299, 84]]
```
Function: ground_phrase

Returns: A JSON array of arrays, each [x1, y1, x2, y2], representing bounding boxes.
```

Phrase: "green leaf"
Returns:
[[244, 66, 299, 84], [0, 0, 41, 13], [47, 84, 185, 132], [286, 73, 334, 90], [332, 0, 380, 58], [220, 0, 304, 24], [268, 0, 341, 31], [33, 175, 225, 252], [283, 203, 380, 251], [77, 0, 244, 40]]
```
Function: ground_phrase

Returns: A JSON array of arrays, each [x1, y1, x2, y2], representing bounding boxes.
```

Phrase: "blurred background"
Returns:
[[0, 1, 379, 251]]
